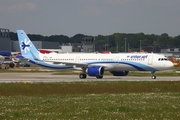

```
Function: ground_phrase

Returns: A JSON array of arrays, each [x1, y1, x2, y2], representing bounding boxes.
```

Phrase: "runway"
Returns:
[[0, 72, 180, 83]]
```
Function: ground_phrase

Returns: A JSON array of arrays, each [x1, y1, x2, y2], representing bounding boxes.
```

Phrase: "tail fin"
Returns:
[[17, 30, 41, 60]]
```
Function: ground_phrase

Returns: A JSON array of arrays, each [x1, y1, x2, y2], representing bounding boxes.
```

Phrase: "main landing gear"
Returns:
[[151, 71, 156, 79], [79, 73, 103, 79], [79, 73, 87, 79], [79, 67, 103, 79], [79, 67, 87, 79]]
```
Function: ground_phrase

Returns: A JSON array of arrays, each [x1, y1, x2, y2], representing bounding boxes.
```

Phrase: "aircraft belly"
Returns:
[[115, 64, 137, 71]]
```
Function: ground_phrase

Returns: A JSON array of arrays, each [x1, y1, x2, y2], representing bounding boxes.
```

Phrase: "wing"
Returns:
[[45, 61, 88, 67], [16, 55, 29, 63], [2, 61, 13, 64], [43, 60, 114, 70]]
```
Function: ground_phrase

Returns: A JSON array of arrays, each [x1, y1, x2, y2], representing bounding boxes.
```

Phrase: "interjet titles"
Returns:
[[127, 55, 148, 59]]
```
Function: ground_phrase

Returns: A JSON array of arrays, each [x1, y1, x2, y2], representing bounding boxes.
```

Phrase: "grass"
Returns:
[[0, 81, 180, 119]]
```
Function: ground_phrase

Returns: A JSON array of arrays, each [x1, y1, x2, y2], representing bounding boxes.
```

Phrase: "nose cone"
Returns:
[[166, 61, 174, 69]]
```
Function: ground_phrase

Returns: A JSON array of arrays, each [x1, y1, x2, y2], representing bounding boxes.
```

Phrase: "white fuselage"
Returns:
[[38, 52, 173, 71]]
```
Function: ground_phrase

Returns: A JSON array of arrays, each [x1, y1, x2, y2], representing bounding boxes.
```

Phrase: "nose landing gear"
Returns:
[[151, 71, 156, 79]]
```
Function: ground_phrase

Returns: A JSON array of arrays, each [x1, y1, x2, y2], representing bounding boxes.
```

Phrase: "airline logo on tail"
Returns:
[[21, 39, 31, 53]]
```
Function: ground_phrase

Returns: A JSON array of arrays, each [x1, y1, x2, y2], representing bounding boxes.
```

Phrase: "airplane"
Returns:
[[17, 30, 174, 79], [0, 55, 15, 69]]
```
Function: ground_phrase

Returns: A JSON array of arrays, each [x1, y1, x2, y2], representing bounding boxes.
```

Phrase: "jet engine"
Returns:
[[9, 62, 15, 68], [87, 66, 104, 76], [110, 71, 129, 76]]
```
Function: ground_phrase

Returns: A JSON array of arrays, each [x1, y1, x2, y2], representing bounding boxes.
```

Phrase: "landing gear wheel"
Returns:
[[79, 73, 87, 79], [96, 76, 103, 79], [152, 76, 156, 79], [151, 71, 156, 79]]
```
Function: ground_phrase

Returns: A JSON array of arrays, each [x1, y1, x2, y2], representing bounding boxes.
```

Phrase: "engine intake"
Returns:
[[9, 62, 15, 68], [87, 66, 104, 76], [110, 71, 129, 76]]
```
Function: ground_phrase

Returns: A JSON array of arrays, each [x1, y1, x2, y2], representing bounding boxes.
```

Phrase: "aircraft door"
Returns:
[[75, 56, 80, 63], [115, 56, 119, 63], [148, 55, 153, 65]]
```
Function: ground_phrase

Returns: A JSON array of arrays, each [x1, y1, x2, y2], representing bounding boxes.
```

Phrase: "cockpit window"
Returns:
[[158, 58, 168, 61]]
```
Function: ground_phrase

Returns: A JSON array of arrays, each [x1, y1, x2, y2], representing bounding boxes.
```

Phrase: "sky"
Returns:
[[0, 0, 180, 37]]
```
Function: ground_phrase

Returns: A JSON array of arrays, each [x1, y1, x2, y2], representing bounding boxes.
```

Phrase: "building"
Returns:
[[82, 37, 95, 52], [161, 48, 180, 57], [12, 41, 60, 52], [0, 28, 11, 51], [60, 43, 82, 53]]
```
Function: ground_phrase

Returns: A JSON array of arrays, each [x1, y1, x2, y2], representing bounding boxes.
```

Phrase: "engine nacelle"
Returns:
[[87, 66, 104, 76], [9, 62, 15, 68], [110, 71, 129, 76]]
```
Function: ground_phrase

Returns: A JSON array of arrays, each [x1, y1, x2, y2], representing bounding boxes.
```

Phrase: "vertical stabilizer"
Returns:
[[17, 30, 41, 60]]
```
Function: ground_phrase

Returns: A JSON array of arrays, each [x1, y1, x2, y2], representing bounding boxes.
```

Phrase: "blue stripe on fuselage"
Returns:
[[28, 60, 157, 71]]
